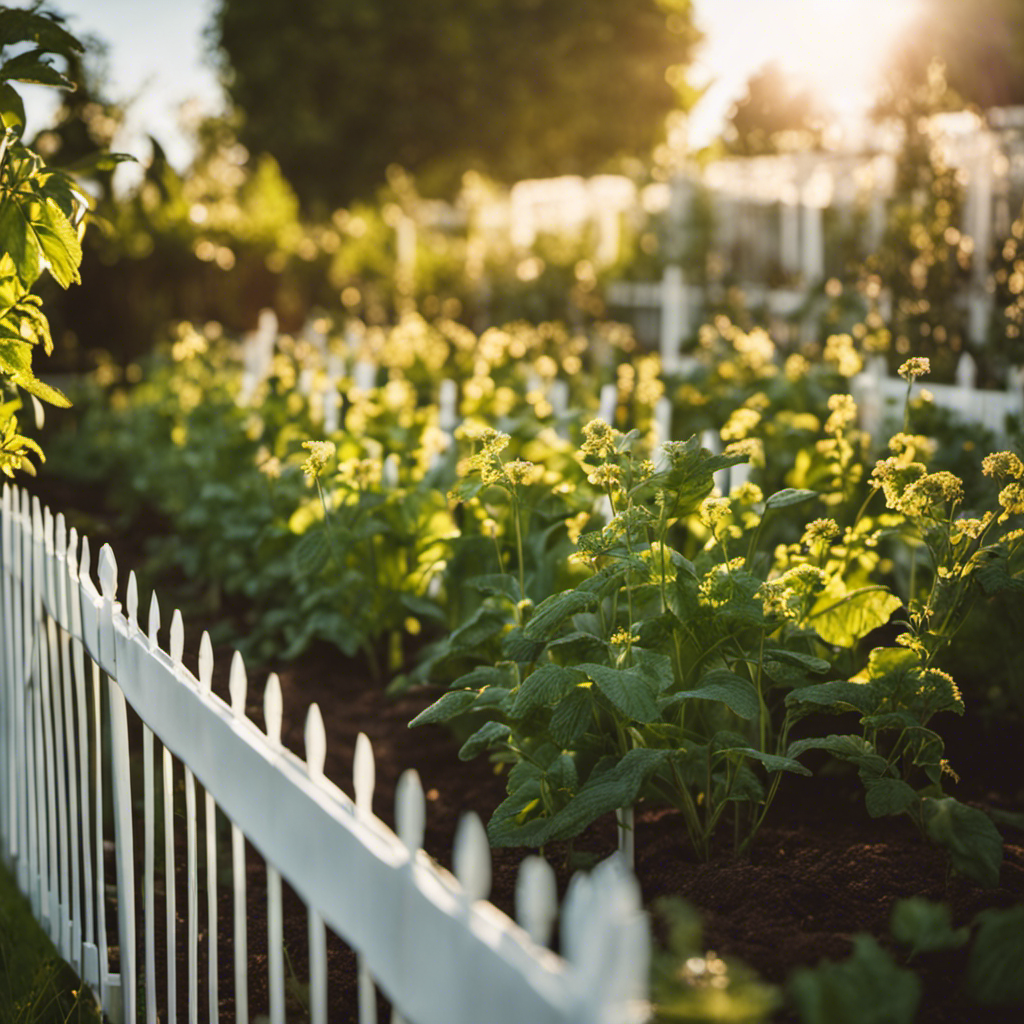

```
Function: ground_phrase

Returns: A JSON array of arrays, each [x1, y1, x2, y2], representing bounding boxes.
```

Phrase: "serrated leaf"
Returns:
[[864, 777, 919, 817], [458, 720, 511, 760], [577, 662, 659, 722], [763, 487, 818, 510], [965, 905, 1024, 1005], [923, 797, 1003, 889], [523, 589, 597, 639], [509, 663, 579, 718], [408, 689, 478, 727], [631, 647, 676, 692], [399, 592, 448, 623], [672, 669, 760, 720]]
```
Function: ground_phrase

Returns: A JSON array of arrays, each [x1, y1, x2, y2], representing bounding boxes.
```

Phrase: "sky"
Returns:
[[20, 0, 924, 176]]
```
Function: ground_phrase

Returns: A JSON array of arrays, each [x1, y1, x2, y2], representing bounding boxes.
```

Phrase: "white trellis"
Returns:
[[0, 483, 650, 1024]]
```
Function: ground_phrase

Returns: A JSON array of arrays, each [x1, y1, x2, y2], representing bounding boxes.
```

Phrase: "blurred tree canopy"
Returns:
[[210, 0, 700, 211], [886, 0, 1024, 110], [723, 62, 822, 156]]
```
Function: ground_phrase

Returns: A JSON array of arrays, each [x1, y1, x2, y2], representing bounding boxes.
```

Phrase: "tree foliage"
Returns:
[[724, 62, 822, 156], [210, 0, 700, 210], [885, 0, 1024, 110]]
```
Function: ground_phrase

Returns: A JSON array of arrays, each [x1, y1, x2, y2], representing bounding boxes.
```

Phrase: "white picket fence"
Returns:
[[0, 483, 650, 1024]]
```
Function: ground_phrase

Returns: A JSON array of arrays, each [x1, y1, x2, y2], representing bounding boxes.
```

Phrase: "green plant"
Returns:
[[0, 4, 129, 476], [650, 897, 780, 1023]]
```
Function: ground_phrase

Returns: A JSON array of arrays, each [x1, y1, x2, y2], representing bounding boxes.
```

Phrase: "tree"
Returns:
[[884, 0, 1024, 111], [209, 0, 700, 210], [724, 62, 822, 156]]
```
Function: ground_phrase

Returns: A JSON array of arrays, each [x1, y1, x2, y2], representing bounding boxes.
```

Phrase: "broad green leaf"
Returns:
[[965, 905, 1024, 1005], [785, 680, 877, 715], [763, 487, 818, 510], [763, 648, 830, 674], [469, 573, 521, 602], [491, 748, 670, 847], [923, 797, 1003, 889], [0, 82, 24, 137], [523, 589, 597, 639], [399, 593, 448, 623], [672, 669, 760, 720], [788, 935, 921, 1024], [890, 898, 969, 958], [10, 369, 69, 408], [449, 603, 508, 648], [447, 664, 515, 691], [458, 720, 511, 760], [864, 777, 919, 817], [63, 150, 136, 176], [510, 663, 579, 718], [787, 734, 890, 778], [0, 52, 73, 90], [500, 626, 547, 663], [862, 646, 919, 679], [577, 662, 659, 722], [722, 747, 813, 776], [631, 647, 676, 692], [408, 689, 478, 727], [809, 583, 902, 647], [0, 196, 43, 288], [292, 530, 329, 575], [0, 9, 83, 58], [548, 686, 593, 746]]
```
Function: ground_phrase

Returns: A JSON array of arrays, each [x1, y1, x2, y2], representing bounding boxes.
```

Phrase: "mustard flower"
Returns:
[[982, 451, 1024, 480], [898, 357, 931, 382], [301, 440, 336, 480]]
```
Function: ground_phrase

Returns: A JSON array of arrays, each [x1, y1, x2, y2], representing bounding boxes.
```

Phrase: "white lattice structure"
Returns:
[[0, 483, 650, 1024]]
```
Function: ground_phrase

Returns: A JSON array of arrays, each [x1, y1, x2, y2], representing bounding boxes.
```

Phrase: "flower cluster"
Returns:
[[898, 357, 931, 382], [301, 440, 336, 481]]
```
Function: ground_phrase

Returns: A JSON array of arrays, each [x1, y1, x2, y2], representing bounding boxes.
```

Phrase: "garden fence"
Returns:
[[0, 482, 651, 1024]]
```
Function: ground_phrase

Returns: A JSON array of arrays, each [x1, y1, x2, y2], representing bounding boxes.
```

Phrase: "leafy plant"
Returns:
[[0, 5, 127, 476]]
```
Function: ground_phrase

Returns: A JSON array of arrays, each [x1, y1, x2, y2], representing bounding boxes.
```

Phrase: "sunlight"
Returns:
[[755, 0, 925, 114]]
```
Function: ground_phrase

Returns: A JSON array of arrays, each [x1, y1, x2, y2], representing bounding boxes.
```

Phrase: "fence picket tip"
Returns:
[[197, 631, 213, 693], [97, 543, 117, 600], [305, 704, 326, 782], [43, 505, 53, 552], [78, 533, 91, 583], [170, 609, 184, 665], [453, 812, 491, 903], [147, 590, 160, 646], [516, 856, 558, 948], [54, 512, 66, 556], [353, 732, 375, 814], [31, 494, 42, 535], [263, 673, 282, 746], [395, 769, 425, 852], [229, 650, 247, 717], [126, 572, 138, 630], [67, 526, 78, 578]]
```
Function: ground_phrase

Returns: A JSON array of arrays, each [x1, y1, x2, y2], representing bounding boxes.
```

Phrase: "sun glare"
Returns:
[[748, 0, 925, 114]]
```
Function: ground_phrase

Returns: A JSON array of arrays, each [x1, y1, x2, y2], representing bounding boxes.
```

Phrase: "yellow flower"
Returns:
[[982, 451, 1024, 480], [998, 481, 1024, 521], [898, 357, 930, 382], [580, 418, 618, 458], [301, 440, 336, 480]]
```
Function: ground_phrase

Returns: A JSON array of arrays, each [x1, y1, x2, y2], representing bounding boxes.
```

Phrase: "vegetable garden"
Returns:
[[2, 4, 1023, 1022]]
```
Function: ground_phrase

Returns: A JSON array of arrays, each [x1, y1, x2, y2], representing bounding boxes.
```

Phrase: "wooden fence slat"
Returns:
[[264, 674, 285, 1024]]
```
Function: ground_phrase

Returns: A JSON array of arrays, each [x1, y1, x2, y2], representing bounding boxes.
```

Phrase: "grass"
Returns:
[[0, 862, 102, 1024]]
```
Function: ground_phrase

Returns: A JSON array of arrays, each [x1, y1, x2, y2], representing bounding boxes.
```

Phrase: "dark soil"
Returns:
[[23, 475, 1024, 1024]]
